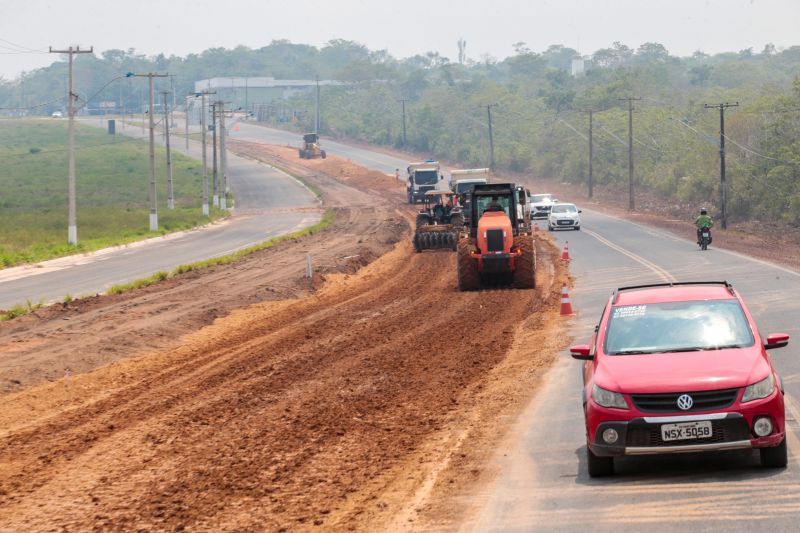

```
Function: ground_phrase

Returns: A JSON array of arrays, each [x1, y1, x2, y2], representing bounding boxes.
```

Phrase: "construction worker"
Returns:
[[694, 207, 714, 244], [395, 168, 400, 181]]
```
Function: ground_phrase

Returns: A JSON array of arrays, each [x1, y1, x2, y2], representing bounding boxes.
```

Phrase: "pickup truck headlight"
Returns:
[[592, 384, 629, 409], [742, 373, 775, 403]]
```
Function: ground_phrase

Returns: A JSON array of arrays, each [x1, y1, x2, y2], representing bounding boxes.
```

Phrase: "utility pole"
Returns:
[[619, 97, 641, 210], [587, 109, 595, 198], [219, 101, 229, 210], [127, 72, 169, 231], [196, 90, 216, 216], [315, 75, 320, 133], [210, 101, 218, 207], [486, 104, 498, 171], [50, 45, 93, 245], [184, 94, 191, 152], [169, 75, 176, 134], [704, 102, 739, 230], [161, 91, 174, 209], [399, 98, 408, 148]]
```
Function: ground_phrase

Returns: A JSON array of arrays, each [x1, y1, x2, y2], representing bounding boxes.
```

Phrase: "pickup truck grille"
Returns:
[[631, 388, 739, 413], [626, 417, 749, 447]]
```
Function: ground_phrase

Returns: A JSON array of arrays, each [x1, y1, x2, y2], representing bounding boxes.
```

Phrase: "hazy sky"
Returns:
[[1, 0, 797, 79]]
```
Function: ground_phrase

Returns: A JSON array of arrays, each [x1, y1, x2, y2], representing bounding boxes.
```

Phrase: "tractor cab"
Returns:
[[422, 190, 457, 224], [468, 183, 526, 240]]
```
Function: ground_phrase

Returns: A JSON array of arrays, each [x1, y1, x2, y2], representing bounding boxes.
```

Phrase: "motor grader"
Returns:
[[456, 183, 535, 290], [412, 190, 464, 252], [298, 132, 326, 159]]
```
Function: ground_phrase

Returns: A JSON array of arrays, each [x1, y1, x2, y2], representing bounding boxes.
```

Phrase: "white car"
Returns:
[[51, 111, 63, 118], [548, 203, 581, 231], [530, 193, 557, 219]]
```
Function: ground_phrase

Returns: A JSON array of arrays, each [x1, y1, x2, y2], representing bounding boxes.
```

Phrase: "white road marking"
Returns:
[[583, 228, 677, 283], [779, 394, 800, 468]]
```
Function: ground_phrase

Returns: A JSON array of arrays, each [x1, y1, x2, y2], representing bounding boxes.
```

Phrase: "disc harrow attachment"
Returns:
[[412, 227, 459, 252]]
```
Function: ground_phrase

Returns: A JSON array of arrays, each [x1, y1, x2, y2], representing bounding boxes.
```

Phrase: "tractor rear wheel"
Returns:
[[416, 213, 431, 229], [450, 212, 465, 228], [457, 237, 480, 291], [512, 234, 536, 289]]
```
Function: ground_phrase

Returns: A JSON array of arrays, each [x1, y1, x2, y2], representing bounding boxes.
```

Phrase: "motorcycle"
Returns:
[[698, 226, 712, 251]]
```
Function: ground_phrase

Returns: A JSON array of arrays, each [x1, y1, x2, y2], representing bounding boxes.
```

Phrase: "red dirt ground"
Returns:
[[0, 143, 567, 531]]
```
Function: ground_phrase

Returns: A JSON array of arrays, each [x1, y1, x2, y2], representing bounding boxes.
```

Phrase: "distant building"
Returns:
[[571, 56, 586, 77]]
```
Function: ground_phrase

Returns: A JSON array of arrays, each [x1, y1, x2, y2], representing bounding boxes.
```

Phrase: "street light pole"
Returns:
[[219, 101, 228, 210], [196, 89, 217, 216], [162, 91, 174, 209], [185, 94, 191, 152], [127, 71, 169, 231], [49, 45, 93, 245], [210, 101, 218, 207]]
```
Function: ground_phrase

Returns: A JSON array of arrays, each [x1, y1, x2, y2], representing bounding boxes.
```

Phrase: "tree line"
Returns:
[[3, 39, 800, 224]]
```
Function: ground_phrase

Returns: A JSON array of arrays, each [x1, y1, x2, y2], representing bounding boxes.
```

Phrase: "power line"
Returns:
[[721, 132, 800, 165], [0, 97, 63, 110], [0, 37, 48, 53]]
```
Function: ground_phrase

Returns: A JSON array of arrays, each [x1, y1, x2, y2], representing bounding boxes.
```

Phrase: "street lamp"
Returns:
[[126, 72, 168, 231]]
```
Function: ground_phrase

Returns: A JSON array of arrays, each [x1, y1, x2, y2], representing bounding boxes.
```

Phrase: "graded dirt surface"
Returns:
[[0, 145, 403, 395], [0, 144, 567, 531]]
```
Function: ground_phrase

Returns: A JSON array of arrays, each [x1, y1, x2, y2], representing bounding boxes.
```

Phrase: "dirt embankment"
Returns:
[[0, 146, 404, 395], [0, 144, 568, 531]]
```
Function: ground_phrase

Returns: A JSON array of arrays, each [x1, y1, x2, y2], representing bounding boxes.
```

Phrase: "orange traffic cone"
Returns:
[[561, 241, 570, 262], [560, 283, 575, 316]]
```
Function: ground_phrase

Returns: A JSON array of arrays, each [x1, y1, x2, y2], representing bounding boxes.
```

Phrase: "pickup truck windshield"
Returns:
[[604, 299, 754, 355]]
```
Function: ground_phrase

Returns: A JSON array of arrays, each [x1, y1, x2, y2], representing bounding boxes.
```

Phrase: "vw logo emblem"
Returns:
[[677, 394, 694, 411]]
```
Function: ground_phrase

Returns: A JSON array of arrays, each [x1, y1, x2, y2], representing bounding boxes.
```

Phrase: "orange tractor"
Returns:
[[456, 183, 535, 290]]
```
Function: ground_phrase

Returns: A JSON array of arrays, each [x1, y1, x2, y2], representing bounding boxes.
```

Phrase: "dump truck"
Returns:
[[412, 190, 464, 252], [298, 133, 326, 159], [451, 168, 490, 226], [456, 183, 535, 290], [406, 160, 440, 203]]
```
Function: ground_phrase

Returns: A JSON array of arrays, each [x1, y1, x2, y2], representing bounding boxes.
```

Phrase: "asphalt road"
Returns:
[[471, 214, 800, 532], [230, 122, 408, 176], [233, 125, 800, 531], [0, 121, 320, 309]]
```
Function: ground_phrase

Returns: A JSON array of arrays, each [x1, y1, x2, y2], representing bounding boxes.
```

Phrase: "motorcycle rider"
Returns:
[[694, 207, 714, 244]]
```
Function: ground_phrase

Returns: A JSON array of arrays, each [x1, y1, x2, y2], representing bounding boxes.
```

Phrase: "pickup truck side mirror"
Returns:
[[765, 333, 790, 350], [570, 344, 593, 360]]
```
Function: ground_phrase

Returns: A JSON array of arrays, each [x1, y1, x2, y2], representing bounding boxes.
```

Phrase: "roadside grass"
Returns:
[[0, 299, 44, 321], [0, 208, 336, 322], [0, 119, 227, 267]]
